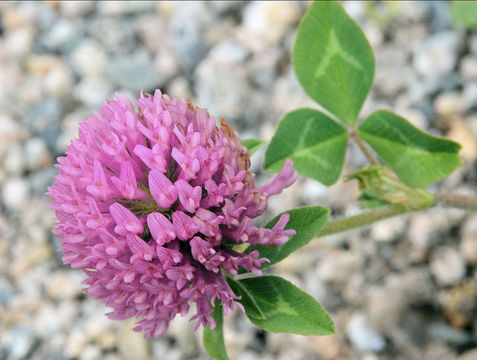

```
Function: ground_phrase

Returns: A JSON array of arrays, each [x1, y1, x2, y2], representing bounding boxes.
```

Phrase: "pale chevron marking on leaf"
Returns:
[[314, 29, 363, 81]]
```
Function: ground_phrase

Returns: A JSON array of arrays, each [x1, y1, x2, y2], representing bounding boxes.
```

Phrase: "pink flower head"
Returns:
[[47, 90, 297, 338]]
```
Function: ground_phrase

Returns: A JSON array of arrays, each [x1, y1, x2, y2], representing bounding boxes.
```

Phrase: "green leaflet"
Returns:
[[265, 109, 348, 186], [226, 277, 266, 320], [293, 1, 374, 124], [357, 110, 462, 188], [236, 276, 335, 335], [203, 304, 228, 360], [451, 1, 477, 29]]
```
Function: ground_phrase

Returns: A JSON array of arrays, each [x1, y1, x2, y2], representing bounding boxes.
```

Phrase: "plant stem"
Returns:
[[316, 205, 408, 237], [350, 130, 380, 165], [433, 192, 477, 211], [316, 192, 477, 238]]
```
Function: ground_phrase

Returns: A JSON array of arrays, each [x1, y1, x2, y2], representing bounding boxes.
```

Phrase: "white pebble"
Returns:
[[74, 77, 112, 107], [430, 247, 465, 286], [71, 40, 107, 77], [3, 144, 26, 175], [413, 32, 461, 79], [347, 313, 386, 353], [24, 138, 52, 171], [2, 178, 30, 211], [44, 64, 74, 97]]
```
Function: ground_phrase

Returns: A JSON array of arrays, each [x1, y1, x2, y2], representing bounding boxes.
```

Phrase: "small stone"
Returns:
[[118, 320, 150, 360], [460, 214, 477, 264], [0, 282, 13, 305], [7, 327, 37, 358], [154, 50, 179, 81], [370, 217, 405, 243], [408, 213, 434, 259], [461, 56, 477, 80], [306, 334, 341, 359], [448, 120, 477, 162], [249, 48, 280, 88], [460, 233, 477, 265], [434, 92, 468, 117], [24, 137, 52, 171], [168, 317, 198, 357], [463, 82, 477, 108], [2, 178, 30, 212], [443, 282, 477, 328], [413, 31, 462, 79], [46, 272, 82, 300], [42, 19, 78, 50], [316, 251, 362, 285], [87, 17, 136, 53], [137, 15, 168, 53], [2, 6, 35, 30], [366, 287, 406, 330], [0, 115, 27, 157], [106, 51, 163, 93], [459, 349, 477, 360], [80, 345, 102, 360], [470, 34, 477, 57], [430, 247, 465, 286], [44, 63, 74, 97], [195, 54, 249, 127], [3, 144, 26, 176], [60, 1, 95, 18], [24, 99, 63, 135], [97, 1, 155, 16], [169, 2, 210, 72], [3, 27, 35, 59], [65, 330, 89, 359], [428, 322, 471, 346], [29, 167, 57, 195], [71, 40, 107, 77], [240, 2, 301, 49], [56, 110, 86, 152], [25, 54, 63, 76], [347, 313, 386, 353], [168, 77, 192, 100], [95, 330, 117, 350], [74, 77, 112, 107]]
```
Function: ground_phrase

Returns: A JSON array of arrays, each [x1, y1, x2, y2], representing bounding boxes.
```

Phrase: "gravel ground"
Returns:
[[1, 1, 477, 360]]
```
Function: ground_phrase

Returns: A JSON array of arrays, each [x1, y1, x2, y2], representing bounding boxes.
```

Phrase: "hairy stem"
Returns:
[[433, 192, 477, 211], [316, 192, 477, 237], [316, 205, 408, 237], [350, 130, 380, 166]]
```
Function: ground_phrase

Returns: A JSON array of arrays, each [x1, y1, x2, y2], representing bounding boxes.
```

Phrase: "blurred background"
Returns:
[[1, 1, 477, 359]]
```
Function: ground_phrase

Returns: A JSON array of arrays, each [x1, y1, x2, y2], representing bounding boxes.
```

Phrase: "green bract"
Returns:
[[293, 1, 374, 124], [265, 109, 348, 185]]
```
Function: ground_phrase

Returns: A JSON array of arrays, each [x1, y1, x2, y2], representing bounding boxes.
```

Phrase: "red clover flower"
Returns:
[[47, 91, 297, 338]]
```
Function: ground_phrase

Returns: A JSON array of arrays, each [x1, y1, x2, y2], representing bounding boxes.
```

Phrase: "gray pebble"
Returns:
[[428, 323, 471, 346], [347, 313, 386, 353], [7, 327, 37, 359], [169, 2, 210, 73], [430, 247, 466, 286], [106, 51, 163, 93]]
